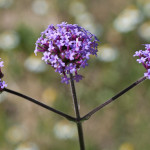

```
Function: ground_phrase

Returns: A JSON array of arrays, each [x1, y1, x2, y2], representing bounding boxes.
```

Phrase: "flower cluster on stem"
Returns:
[[34, 22, 99, 84], [134, 44, 150, 79], [0, 58, 7, 91]]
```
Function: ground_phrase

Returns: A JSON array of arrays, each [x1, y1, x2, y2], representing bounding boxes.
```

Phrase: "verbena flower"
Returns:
[[0, 58, 7, 91], [34, 22, 99, 84], [134, 44, 150, 79]]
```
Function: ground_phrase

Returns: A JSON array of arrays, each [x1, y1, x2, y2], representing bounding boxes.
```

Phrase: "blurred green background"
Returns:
[[0, 0, 150, 149]]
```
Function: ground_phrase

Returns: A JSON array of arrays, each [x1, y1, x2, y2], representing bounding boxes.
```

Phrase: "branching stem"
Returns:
[[3, 88, 76, 122], [2, 75, 147, 150], [81, 76, 147, 121]]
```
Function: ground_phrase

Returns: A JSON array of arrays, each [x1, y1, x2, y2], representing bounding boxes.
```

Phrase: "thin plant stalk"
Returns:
[[70, 73, 85, 150], [3, 88, 76, 122], [81, 76, 147, 121]]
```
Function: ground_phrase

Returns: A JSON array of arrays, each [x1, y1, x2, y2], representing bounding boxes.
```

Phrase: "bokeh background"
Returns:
[[0, 0, 150, 150]]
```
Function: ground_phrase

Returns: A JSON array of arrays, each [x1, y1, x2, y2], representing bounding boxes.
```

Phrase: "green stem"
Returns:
[[3, 88, 76, 122], [81, 76, 147, 121], [70, 73, 85, 150]]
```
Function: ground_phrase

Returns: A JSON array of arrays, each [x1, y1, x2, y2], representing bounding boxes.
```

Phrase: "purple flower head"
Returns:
[[35, 22, 99, 84], [134, 44, 150, 79], [0, 58, 7, 91]]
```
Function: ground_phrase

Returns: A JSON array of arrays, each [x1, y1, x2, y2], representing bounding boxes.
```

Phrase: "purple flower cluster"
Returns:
[[35, 22, 99, 84], [134, 44, 150, 79], [0, 58, 7, 91]]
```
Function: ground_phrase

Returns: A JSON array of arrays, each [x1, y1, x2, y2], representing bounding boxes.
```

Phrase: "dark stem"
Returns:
[[3, 88, 76, 122], [70, 73, 85, 150], [81, 76, 147, 121]]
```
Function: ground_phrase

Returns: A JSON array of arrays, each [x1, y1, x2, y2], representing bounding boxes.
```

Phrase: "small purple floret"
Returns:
[[134, 44, 150, 79], [34, 22, 99, 84], [0, 58, 7, 91]]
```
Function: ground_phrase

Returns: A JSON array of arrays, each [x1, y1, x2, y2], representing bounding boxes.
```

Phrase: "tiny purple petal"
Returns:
[[61, 76, 70, 84], [34, 22, 99, 84], [134, 44, 150, 78], [74, 74, 83, 82], [0, 58, 7, 91], [137, 57, 146, 63], [0, 61, 4, 67]]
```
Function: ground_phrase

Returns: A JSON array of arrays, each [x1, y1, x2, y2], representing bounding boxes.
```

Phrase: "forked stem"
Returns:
[[3, 88, 76, 122], [2, 75, 146, 150], [81, 76, 147, 121]]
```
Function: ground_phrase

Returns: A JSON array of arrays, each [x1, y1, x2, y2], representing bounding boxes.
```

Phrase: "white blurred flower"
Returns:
[[0, 31, 20, 50], [0, 92, 7, 103], [0, 0, 13, 8], [69, 1, 86, 16], [97, 45, 118, 62], [82, 23, 103, 37], [6, 125, 28, 144], [24, 55, 47, 73], [143, 2, 150, 18], [53, 121, 76, 139], [113, 6, 143, 33], [15, 142, 39, 150], [75, 12, 103, 36], [138, 21, 150, 41], [32, 0, 49, 15], [69, 1, 102, 37], [76, 12, 94, 26]]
